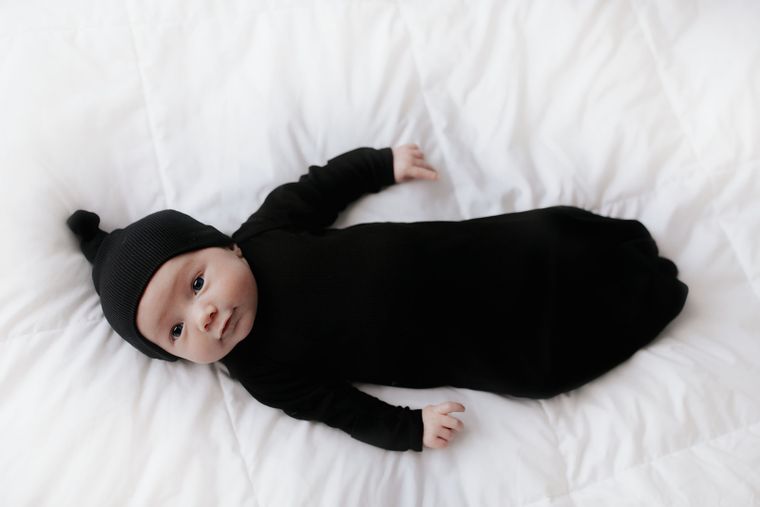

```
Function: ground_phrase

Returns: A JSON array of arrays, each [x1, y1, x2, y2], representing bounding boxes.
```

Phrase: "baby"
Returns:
[[67, 144, 688, 452]]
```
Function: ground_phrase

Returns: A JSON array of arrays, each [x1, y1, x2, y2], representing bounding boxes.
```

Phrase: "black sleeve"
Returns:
[[241, 147, 396, 232], [235, 368, 424, 452]]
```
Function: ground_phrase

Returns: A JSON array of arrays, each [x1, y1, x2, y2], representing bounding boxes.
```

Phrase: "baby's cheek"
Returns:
[[196, 345, 221, 365], [175, 342, 200, 364]]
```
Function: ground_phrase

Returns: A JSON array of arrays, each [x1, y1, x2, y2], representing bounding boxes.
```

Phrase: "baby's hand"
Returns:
[[392, 144, 439, 183], [422, 401, 465, 449]]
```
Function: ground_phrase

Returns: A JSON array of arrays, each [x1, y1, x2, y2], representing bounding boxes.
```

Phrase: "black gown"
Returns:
[[221, 147, 689, 452]]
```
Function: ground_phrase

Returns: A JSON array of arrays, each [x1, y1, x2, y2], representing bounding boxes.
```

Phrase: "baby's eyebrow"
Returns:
[[155, 305, 169, 336], [155, 257, 194, 334]]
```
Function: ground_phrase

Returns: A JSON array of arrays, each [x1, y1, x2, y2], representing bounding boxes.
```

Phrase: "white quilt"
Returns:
[[1, 1, 759, 505]]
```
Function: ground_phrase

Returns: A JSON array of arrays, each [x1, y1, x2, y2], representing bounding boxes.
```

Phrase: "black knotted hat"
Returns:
[[66, 209, 233, 361]]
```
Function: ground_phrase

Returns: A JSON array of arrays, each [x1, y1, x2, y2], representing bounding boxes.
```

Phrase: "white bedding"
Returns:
[[2, 1, 759, 505]]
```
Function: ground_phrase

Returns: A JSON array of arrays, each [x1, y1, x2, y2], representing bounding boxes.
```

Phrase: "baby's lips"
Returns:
[[219, 309, 234, 338]]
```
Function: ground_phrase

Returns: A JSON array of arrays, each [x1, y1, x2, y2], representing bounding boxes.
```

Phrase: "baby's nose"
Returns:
[[198, 304, 218, 335]]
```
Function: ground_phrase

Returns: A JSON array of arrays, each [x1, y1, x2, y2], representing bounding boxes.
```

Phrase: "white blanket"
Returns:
[[1, 1, 759, 505]]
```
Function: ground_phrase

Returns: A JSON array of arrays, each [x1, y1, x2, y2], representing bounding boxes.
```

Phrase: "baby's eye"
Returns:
[[170, 323, 183, 342], [192, 275, 204, 293]]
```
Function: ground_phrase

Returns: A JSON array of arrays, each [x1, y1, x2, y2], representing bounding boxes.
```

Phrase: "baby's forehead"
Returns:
[[138, 254, 194, 316], [156, 251, 196, 281]]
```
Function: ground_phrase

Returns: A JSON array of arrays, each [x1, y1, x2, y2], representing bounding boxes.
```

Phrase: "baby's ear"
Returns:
[[229, 243, 243, 256]]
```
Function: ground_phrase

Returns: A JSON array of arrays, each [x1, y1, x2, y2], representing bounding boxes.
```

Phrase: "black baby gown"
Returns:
[[221, 147, 689, 452]]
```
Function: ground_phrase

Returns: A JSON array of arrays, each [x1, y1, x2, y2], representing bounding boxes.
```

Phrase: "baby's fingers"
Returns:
[[443, 414, 464, 431], [436, 401, 466, 414], [438, 427, 455, 441], [411, 165, 438, 181], [415, 159, 436, 171], [432, 437, 450, 448]]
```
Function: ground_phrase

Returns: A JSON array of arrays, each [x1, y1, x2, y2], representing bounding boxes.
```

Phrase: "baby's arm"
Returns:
[[240, 144, 439, 233], [238, 367, 465, 451], [245, 147, 396, 232], [235, 368, 426, 452]]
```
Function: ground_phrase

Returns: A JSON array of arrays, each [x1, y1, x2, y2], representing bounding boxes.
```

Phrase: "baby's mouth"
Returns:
[[221, 308, 236, 339], [220, 315, 232, 338]]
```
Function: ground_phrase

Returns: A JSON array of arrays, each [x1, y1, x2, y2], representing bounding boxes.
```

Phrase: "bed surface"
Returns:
[[1, 1, 759, 505]]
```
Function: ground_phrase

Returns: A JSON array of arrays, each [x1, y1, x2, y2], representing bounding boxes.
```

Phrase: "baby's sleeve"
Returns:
[[241, 147, 396, 232], [237, 369, 424, 452]]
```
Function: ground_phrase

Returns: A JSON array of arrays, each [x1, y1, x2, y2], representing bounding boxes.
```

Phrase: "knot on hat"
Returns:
[[67, 210, 107, 263]]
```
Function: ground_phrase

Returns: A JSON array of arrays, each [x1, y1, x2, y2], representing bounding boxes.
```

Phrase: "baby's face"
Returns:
[[136, 244, 258, 364]]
